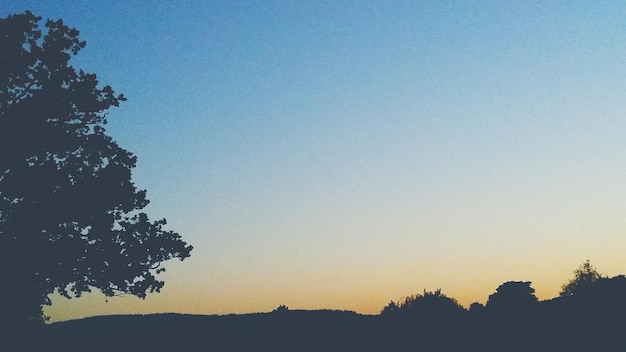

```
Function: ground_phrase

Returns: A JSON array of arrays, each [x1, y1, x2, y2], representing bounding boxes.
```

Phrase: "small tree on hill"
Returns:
[[469, 302, 484, 313], [560, 260, 604, 297], [0, 11, 192, 325], [380, 300, 400, 316], [381, 289, 466, 319], [486, 281, 538, 311]]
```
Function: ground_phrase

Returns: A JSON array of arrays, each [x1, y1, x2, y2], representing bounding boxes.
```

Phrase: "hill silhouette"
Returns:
[[44, 310, 380, 352], [6, 262, 626, 351], [21, 284, 626, 352]]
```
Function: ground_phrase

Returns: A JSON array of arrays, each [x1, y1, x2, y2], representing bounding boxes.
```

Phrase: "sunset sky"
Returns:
[[3, 1, 626, 322]]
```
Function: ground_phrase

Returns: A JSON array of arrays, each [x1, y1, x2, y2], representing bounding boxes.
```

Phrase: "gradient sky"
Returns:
[[3, 1, 626, 322]]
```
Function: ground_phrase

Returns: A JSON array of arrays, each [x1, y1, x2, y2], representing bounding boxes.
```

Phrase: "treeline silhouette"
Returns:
[[11, 261, 626, 351]]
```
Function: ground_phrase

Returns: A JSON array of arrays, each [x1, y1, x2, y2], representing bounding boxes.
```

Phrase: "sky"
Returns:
[[2, 1, 626, 322]]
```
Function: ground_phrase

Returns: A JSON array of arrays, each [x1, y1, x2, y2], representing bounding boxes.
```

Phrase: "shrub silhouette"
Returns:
[[560, 259, 604, 297], [381, 288, 466, 322], [272, 304, 289, 313], [486, 281, 538, 311]]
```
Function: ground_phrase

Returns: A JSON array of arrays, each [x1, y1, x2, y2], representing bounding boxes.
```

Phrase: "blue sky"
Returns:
[[3, 1, 626, 321]]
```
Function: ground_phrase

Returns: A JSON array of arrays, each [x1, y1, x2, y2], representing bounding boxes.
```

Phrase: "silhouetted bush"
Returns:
[[560, 260, 604, 297]]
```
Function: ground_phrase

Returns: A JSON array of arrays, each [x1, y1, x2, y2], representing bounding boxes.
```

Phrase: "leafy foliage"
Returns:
[[560, 260, 604, 297], [380, 288, 466, 318], [486, 281, 538, 310], [0, 11, 192, 324], [273, 304, 289, 313], [468, 302, 484, 313], [380, 300, 400, 315]]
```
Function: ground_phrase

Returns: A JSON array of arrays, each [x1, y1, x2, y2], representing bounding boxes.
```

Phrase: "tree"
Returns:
[[468, 302, 484, 313], [486, 281, 538, 310], [381, 289, 466, 319], [273, 304, 289, 313], [380, 289, 468, 350], [560, 260, 604, 297], [0, 11, 192, 325], [380, 300, 400, 316]]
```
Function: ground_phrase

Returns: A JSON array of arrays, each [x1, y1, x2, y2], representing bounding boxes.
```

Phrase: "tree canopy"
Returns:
[[486, 281, 538, 310], [380, 288, 466, 319], [0, 11, 192, 324], [560, 260, 603, 297]]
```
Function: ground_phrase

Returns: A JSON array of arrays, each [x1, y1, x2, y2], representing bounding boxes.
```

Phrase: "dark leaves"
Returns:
[[0, 11, 192, 324]]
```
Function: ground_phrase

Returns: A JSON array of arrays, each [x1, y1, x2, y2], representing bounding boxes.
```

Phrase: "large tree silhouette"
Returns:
[[0, 11, 192, 325]]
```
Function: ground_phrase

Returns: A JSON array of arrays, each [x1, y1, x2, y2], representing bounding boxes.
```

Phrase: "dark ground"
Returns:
[[6, 298, 626, 352]]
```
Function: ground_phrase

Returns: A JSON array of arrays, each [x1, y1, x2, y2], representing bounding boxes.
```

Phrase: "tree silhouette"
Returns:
[[0, 11, 192, 325], [379, 300, 400, 316], [468, 302, 484, 313], [486, 281, 538, 311], [379, 289, 468, 350], [560, 260, 604, 297], [381, 289, 466, 319]]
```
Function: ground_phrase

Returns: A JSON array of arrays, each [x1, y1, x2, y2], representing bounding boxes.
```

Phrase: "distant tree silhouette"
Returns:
[[380, 300, 400, 316], [0, 11, 192, 325], [381, 289, 466, 319], [273, 304, 289, 313], [468, 302, 484, 313], [379, 289, 468, 350], [560, 260, 604, 297], [486, 281, 538, 311], [481, 281, 539, 351]]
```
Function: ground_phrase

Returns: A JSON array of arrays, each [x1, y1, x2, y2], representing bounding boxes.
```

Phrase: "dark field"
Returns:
[[10, 293, 626, 352]]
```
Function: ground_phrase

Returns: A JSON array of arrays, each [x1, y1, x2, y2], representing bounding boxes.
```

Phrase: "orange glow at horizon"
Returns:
[[45, 254, 626, 323]]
